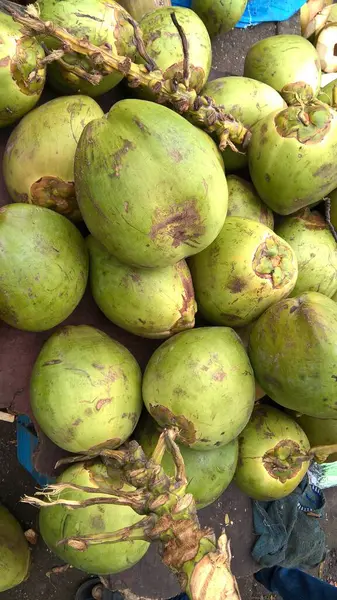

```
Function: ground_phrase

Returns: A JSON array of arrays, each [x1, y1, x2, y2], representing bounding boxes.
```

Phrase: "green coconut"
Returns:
[[202, 76, 285, 171], [0, 12, 46, 127], [189, 217, 298, 327], [235, 405, 311, 501], [3, 96, 103, 221], [275, 209, 337, 298], [330, 188, 337, 230], [139, 7, 211, 93], [30, 325, 142, 453], [227, 175, 274, 228], [39, 461, 149, 574], [0, 506, 30, 592], [75, 99, 228, 268], [244, 35, 321, 98], [248, 102, 337, 215], [289, 411, 337, 463], [142, 327, 255, 450], [137, 415, 238, 509], [87, 235, 196, 338], [191, 0, 247, 37], [37, 0, 136, 97], [249, 292, 337, 419], [0, 204, 88, 331]]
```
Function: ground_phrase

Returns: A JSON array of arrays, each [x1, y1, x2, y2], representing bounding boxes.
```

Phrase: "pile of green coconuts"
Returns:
[[1, 0, 337, 595]]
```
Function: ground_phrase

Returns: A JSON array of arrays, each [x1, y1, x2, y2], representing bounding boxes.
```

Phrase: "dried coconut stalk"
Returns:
[[24, 429, 241, 600], [0, 0, 250, 152]]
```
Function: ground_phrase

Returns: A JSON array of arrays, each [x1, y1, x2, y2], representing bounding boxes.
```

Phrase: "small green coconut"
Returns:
[[276, 209, 337, 298], [191, 0, 247, 37], [30, 325, 143, 453], [189, 217, 298, 327], [142, 327, 255, 450], [139, 7, 211, 93], [235, 405, 311, 501], [0, 204, 88, 332], [137, 416, 238, 509], [244, 35, 321, 98], [39, 461, 149, 574], [0, 506, 30, 592], [88, 235, 196, 338], [249, 292, 337, 418], [202, 76, 285, 171], [0, 13, 46, 127], [37, 0, 136, 96], [3, 96, 103, 221], [227, 175, 274, 228]]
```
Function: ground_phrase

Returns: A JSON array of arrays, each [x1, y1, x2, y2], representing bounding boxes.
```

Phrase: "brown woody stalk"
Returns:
[[0, 0, 250, 151], [24, 429, 241, 600]]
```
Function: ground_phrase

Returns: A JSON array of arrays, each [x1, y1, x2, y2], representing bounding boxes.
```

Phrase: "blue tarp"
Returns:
[[171, 0, 306, 27]]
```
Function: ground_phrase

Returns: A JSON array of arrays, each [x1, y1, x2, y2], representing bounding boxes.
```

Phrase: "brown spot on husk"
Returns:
[[149, 404, 197, 445], [228, 277, 247, 293], [298, 210, 327, 230], [169, 148, 183, 163], [111, 139, 135, 177], [96, 398, 112, 411], [150, 199, 205, 249], [72, 418, 83, 427], [92, 363, 105, 370], [0, 56, 10, 67], [90, 515, 105, 531], [263, 439, 308, 483], [213, 370, 226, 381], [31, 177, 79, 220]]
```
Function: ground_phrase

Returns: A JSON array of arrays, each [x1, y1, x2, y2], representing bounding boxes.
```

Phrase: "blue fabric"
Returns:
[[252, 476, 327, 570], [171, 0, 305, 27], [256, 566, 337, 600]]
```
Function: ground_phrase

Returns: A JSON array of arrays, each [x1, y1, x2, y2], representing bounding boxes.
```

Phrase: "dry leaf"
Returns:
[[24, 529, 38, 545]]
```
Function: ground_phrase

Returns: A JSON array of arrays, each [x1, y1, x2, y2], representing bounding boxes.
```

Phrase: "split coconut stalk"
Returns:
[[118, 0, 171, 22], [0, 0, 250, 152], [24, 429, 241, 600]]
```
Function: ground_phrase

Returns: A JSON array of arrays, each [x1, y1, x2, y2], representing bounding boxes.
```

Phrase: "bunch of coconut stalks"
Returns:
[[24, 429, 241, 600], [301, 0, 337, 73]]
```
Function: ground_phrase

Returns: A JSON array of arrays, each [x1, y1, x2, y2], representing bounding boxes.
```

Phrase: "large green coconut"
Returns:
[[275, 209, 337, 298], [249, 292, 337, 418], [235, 405, 311, 501], [30, 325, 142, 453], [227, 175, 274, 228], [191, 0, 247, 37], [189, 217, 298, 327], [3, 96, 103, 221], [248, 102, 337, 215], [39, 461, 149, 574], [75, 99, 228, 268], [87, 235, 196, 338], [0, 204, 88, 331], [142, 327, 255, 450], [137, 416, 238, 509], [244, 35, 321, 98], [37, 0, 136, 97], [139, 7, 211, 93], [0, 13, 46, 127], [0, 506, 30, 592], [202, 76, 285, 171]]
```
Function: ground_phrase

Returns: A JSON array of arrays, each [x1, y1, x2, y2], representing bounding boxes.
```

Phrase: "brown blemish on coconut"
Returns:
[[213, 370, 226, 381], [42, 359, 62, 366], [299, 210, 327, 230], [150, 404, 197, 445], [0, 56, 10, 67], [72, 418, 83, 427], [263, 439, 309, 484], [228, 277, 247, 294], [111, 139, 135, 177], [92, 363, 105, 370], [150, 199, 205, 249], [96, 398, 112, 411], [90, 515, 105, 532]]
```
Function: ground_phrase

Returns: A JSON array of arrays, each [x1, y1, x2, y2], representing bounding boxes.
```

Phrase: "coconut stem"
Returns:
[[0, 0, 250, 151], [26, 429, 241, 600], [310, 443, 337, 463]]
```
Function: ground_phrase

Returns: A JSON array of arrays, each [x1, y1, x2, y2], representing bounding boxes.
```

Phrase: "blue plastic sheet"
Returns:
[[171, 0, 306, 27]]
